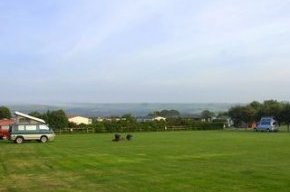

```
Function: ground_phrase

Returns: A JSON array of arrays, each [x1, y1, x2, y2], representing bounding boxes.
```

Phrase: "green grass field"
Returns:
[[1, 131, 290, 192]]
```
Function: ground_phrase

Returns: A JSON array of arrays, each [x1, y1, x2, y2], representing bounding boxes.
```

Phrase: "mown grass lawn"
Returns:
[[1, 131, 290, 192]]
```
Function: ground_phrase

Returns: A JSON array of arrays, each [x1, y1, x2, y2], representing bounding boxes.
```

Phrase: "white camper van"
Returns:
[[9, 112, 55, 144]]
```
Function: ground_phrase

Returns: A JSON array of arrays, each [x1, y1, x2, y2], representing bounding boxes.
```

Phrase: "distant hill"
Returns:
[[7, 103, 237, 117], [8, 104, 62, 114]]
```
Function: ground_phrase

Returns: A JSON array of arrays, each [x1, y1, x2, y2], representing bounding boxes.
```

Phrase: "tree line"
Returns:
[[0, 106, 224, 132], [90, 117, 223, 133], [2, 100, 289, 132], [228, 100, 290, 130]]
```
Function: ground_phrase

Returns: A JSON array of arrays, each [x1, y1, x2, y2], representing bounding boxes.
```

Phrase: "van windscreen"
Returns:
[[260, 119, 271, 125]]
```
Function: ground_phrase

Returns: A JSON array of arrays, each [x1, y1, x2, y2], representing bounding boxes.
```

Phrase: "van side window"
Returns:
[[18, 125, 25, 131], [25, 125, 37, 131], [39, 125, 49, 130]]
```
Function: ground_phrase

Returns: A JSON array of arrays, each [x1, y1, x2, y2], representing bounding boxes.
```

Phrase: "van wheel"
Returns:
[[15, 137, 24, 144], [40, 136, 48, 143]]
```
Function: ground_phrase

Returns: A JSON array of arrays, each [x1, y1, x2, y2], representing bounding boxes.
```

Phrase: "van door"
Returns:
[[24, 125, 38, 139]]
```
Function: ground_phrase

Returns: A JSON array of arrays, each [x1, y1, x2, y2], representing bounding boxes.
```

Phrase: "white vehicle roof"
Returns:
[[14, 111, 46, 124]]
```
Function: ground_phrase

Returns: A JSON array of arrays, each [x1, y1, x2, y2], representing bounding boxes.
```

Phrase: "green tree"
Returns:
[[148, 110, 180, 118], [228, 100, 286, 127], [47, 110, 68, 129], [259, 100, 283, 123], [122, 113, 135, 123], [229, 106, 247, 127], [280, 103, 290, 132], [260, 100, 282, 116], [249, 101, 262, 111], [0, 106, 11, 119], [68, 121, 79, 128], [200, 110, 215, 121], [240, 105, 256, 124], [148, 111, 161, 118], [217, 111, 229, 118], [94, 122, 106, 133], [249, 101, 262, 121], [160, 110, 180, 118]]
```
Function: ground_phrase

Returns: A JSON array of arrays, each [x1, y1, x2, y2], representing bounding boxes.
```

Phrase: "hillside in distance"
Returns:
[[7, 103, 237, 117]]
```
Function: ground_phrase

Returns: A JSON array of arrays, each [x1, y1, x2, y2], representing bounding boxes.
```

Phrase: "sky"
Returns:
[[1, 0, 290, 104]]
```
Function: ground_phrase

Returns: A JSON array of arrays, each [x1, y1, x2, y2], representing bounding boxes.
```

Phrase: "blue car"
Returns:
[[255, 117, 278, 132]]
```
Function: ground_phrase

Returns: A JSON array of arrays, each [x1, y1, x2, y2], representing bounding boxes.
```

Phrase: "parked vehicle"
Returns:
[[255, 117, 278, 132], [9, 111, 55, 144], [0, 119, 13, 139], [0, 126, 10, 140], [9, 124, 55, 144]]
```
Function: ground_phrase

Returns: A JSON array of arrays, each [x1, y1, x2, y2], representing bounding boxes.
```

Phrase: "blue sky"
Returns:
[[1, 0, 290, 104]]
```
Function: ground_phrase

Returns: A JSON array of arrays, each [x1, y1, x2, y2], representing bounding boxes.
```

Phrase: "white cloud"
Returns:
[[58, 0, 172, 61]]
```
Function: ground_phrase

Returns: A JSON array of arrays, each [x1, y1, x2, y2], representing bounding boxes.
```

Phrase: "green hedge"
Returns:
[[68, 120, 224, 133]]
